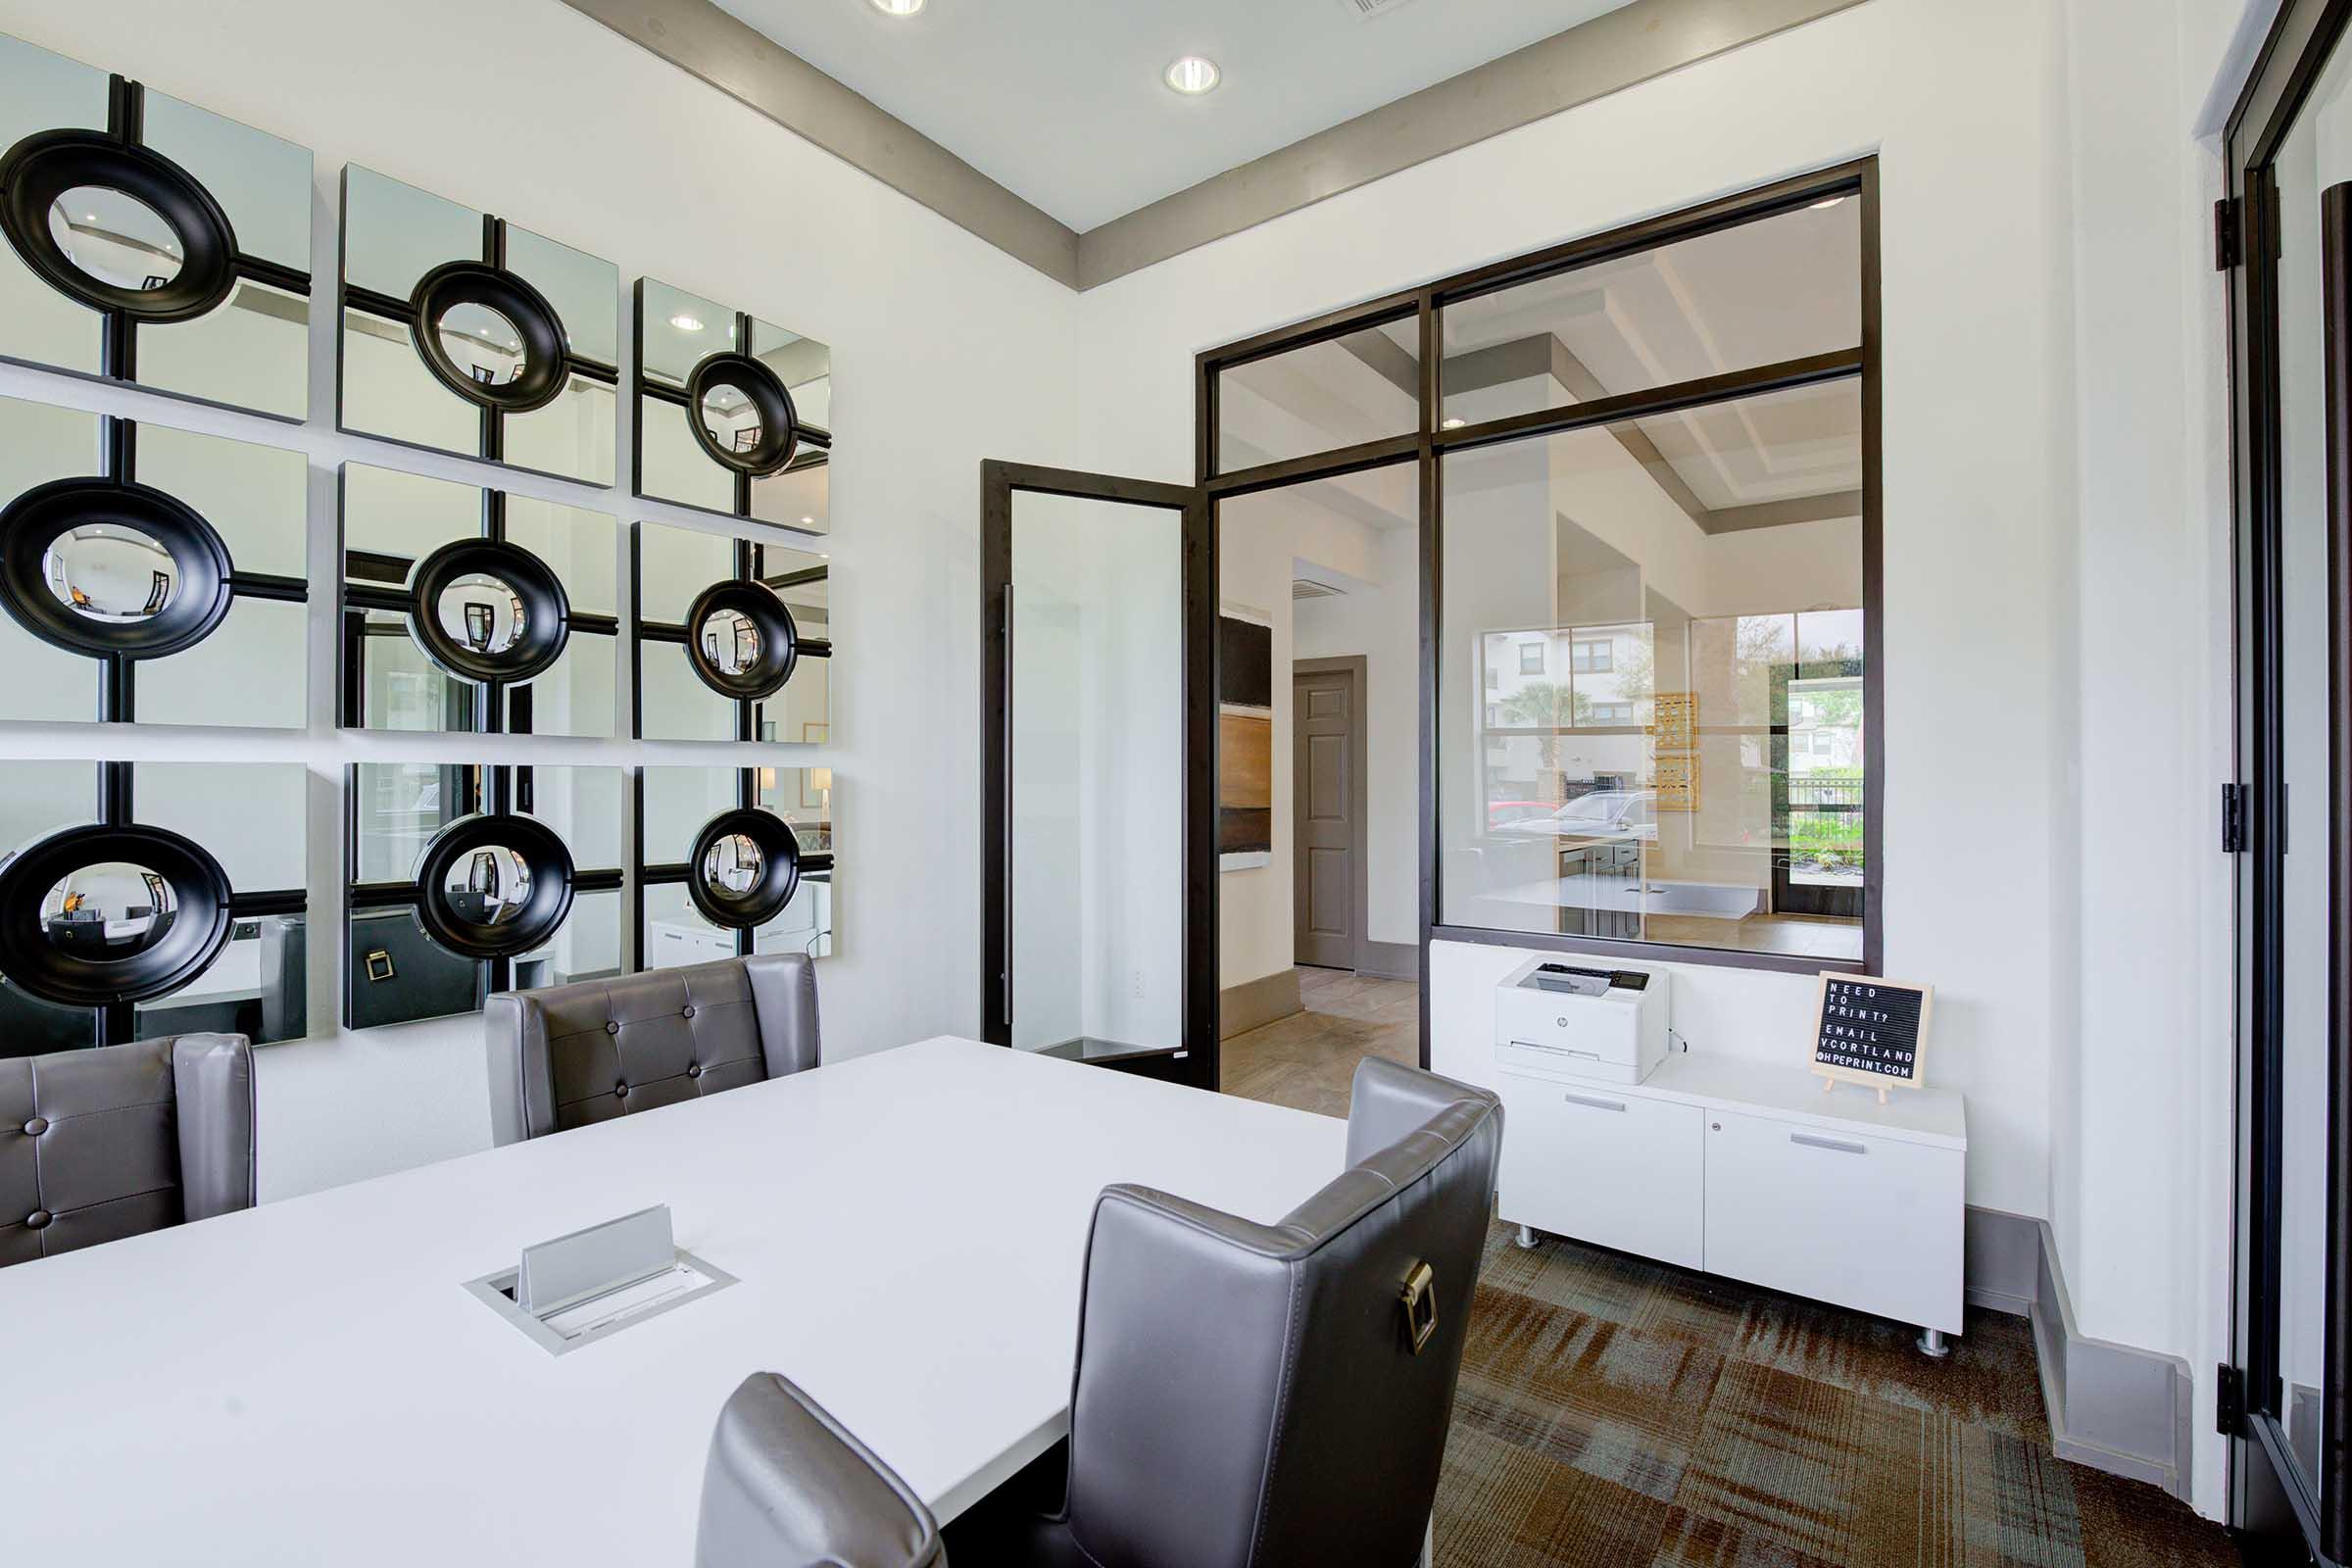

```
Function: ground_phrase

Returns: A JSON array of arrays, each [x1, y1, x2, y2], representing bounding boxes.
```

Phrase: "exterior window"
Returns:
[[1518, 642, 1544, 674], [1570, 640, 1612, 674]]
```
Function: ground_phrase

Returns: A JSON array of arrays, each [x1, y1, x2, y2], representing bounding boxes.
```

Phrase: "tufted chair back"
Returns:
[[483, 954, 820, 1145], [0, 1033, 256, 1271]]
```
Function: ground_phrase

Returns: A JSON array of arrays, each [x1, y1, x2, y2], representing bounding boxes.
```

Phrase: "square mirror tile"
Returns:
[[345, 762, 623, 1031], [340, 463, 616, 736], [633, 520, 831, 743], [338, 166, 617, 484], [0, 32, 312, 419], [634, 278, 829, 531], [0, 395, 307, 727], [637, 765, 834, 970], [0, 759, 309, 1054]]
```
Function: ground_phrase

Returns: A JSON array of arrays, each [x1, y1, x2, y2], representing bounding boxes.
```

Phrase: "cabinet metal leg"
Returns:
[[1917, 1328, 1950, 1359], [1514, 1224, 1539, 1250]]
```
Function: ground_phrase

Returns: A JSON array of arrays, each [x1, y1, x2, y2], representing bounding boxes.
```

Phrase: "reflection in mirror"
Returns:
[[634, 521, 832, 743], [438, 572, 525, 654], [699, 607, 760, 675], [444, 846, 533, 926], [0, 36, 310, 418], [338, 167, 614, 481], [637, 765, 836, 968], [700, 833, 762, 897], [47, 186, 183, 292], [0, 396, 307, 727], [634, 277, 832, 520], [41, 860, 173, 957], [45, 524, 177, 622], [434, 301, 524, 387], [700, 383, 761, 454]]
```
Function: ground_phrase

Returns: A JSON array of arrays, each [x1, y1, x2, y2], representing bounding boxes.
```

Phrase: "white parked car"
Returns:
[[1491, 789, 1658, 843]]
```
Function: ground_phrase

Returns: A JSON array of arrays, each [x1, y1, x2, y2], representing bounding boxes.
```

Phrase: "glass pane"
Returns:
[[343, 167, 476, 301], [355, 762, 470, 883], [141, 91, 310, 271], [529, 766, 622, 869], [514, 889, 620, 989], [342, 312, 475, 455], [0, 35, 107, 377], [754, 870, 833, 959], [504, 373, 615, 484], [641, 641, 737, 741], [138, 762, 306, 889], [750, 446, 828, 532], [640, 392, 735, 512], [137, 913, 306, 1045], [640, 280, 732, 387], [751, 317, 832, 429], [1440, 197, 1861, 427], [1217, 317, 1418, 469], [1010, 493, 1181, 1053], [506, 498, 616, 614], [136, 597, 306, 728], [349, 906, 482, 1029], [644, 884, 735, 969], [138, 279, 308, 418], [2266, 29, 2352, 1494], [643, 767, 739, 863], [138, 424, 308, 578], [505, 226, 615, 367], [1440, 379, 1863, 960]]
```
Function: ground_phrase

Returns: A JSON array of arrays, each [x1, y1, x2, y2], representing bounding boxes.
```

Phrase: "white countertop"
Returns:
[[0, 1037, 1348, 1564], [1500, 1049, 1966, 1151]]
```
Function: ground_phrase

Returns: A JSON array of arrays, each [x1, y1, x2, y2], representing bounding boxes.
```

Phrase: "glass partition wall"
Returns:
[[1199, 161, 1881, 987]]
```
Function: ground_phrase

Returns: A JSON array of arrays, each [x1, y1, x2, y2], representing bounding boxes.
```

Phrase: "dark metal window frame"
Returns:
[[333, 174, 619, 481], [1193, 158, 1885, 1019], [340, 762, 624, 1029], [626, 524, 834, 742], [10, 760, 307, 1049], [0, 71, 314, 420], [628, 281, 833, 527], [629, 766, 836, 969], [335, 470, 620, 737], [2222, 0, 2352, 1556]]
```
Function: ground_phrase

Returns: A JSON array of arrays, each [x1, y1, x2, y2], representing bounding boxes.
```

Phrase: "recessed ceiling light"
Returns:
[[1164, 55, 1221, 95], [800, 515, 814, 525], [868, 0, 924, 14], [670, 314, 705, 331], [1441, 417, 1466, 430], [1809, 196, 1848, 211]]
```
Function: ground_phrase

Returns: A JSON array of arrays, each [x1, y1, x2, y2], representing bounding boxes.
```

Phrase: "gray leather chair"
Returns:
[[697, 1372, 944, 1568], [0, 1032, 256, 1270], [483, 954, 820, 1145]]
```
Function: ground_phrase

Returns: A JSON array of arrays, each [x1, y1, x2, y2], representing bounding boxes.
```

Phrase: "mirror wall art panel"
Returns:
[[0, 759, 308, 1056], [633, 278, 830, 531], [633, 520, 831, 743], [339, 463, 616, 737], [338, 166, 617, 484], [0, 31, 312, 418], [344, 762, 622, 1031], [0, 394, 307, 727], [636, 765, 834, 971]]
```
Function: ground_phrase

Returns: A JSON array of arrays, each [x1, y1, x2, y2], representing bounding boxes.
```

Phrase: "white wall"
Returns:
[[0, 0, 1077, 1200], [1072, 0, 2238, 1517]]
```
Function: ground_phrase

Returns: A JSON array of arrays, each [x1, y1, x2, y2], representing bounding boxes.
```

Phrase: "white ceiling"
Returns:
[[708, 0, 1642, 231]]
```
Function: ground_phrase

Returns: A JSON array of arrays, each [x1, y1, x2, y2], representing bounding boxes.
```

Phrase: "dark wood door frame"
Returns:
[[1293, 656, 1370, 974], [979, 461, 1219, 1091]]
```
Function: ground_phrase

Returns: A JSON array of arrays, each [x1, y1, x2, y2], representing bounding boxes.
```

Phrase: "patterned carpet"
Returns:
[[1223, 972, 2241, 1568]]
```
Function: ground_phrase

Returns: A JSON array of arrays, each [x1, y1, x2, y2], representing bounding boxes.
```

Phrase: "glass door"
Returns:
[[980, 462, 1214, 1088], [2226, 3, 2352, 1558]]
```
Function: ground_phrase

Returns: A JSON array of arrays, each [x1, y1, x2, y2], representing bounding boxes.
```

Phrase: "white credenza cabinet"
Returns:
[[1494, 1052, 1966, 1338]]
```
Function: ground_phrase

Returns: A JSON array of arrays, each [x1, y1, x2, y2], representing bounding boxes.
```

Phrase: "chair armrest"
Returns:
[[169, 1033, 254, 1221]]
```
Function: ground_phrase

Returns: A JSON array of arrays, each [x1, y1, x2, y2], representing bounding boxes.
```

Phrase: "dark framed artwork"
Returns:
[[338, 462, 616, 737], [631, 519, 832, 743], [633, 277, 830, 530], [0, 759, 308, 1054], [635, 764, 834, 971], [0, 394, 307, 727], [0, 31, 312, 418], [343, 761, 623, 1030], [337, 166, 618, 484]]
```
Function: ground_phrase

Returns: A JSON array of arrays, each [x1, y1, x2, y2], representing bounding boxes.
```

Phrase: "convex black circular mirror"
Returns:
[[0, 476, 235, 658], [413, 813, 575, 960], [686, 808, 802, 930], [405, 537, 570, 685], [684, 352, 800, 476], [0, 130, 238, 321], [684, 579, 799, 700], [0, 824, 232, 1005], [409, 261, 569, 413]]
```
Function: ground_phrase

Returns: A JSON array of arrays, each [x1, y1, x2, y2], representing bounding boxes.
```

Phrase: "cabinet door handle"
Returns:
[[1562, 1093, 1627, 1112], [1790, 1132, 1868, 1155]]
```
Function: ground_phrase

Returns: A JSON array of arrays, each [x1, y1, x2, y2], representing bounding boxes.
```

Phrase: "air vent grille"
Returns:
[[1292, 578, 1344, 601], [1336, 0, 1419, 19]]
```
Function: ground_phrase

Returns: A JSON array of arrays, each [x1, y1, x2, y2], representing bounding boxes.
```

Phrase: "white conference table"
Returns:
[[0, 1037, 1348, 1564]]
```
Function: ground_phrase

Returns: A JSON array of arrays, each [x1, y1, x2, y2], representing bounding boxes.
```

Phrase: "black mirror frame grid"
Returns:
[[335, 169, 618, 478], [0, 411, 308, 724], [338, 466, 621, 736], [0, 760, 307, 1050], [341, 763, 625, 1031], [0, 60, 312, 416], [630, 523, 832, 742], [631, 280, 832, 523], [632, 767, 836, 965]]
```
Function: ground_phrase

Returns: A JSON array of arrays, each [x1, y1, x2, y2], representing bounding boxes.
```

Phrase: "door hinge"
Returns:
[[2223, 782, 2248, 854], [2216, 197, 2241, 270], [2217, 1363, 2246, 1437]]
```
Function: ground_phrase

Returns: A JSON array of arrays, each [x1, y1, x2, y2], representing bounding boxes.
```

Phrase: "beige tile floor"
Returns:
[[1219, 965, 1419, 1116]]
